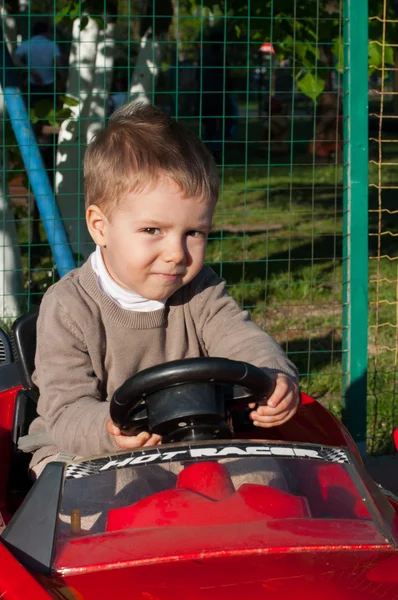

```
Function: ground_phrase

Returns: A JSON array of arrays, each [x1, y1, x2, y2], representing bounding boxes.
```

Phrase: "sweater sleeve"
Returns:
[[33, 290, 119, 457], [194, 268, 299, 383]]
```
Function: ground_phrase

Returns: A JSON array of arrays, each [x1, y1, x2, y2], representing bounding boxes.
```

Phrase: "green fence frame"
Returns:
[[342, 0, 369, 456]]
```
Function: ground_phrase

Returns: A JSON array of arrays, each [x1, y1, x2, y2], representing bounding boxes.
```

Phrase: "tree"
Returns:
[[55, 15, 103, 260], [53, 0, 171, 259], [53, 1, 117, 259], [196, 0, 342, 101], [0, 99, 24, 323], [0, 4, 24, 322], [129, 0, 172, 105]]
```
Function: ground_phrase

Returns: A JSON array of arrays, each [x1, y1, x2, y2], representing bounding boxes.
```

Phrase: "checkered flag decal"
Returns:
[[65, 461, 100, 479], [318, 447, 348, 464], [64, 444, 350, 479]]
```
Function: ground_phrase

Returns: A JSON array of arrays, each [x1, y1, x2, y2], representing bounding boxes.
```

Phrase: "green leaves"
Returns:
[[29, 97, 77, 127], [332, 36, 344, 74], [55, 0, 80, 25], [55, 0, 105, 29], [369, 39, 394, 77], [62, 94, 80, 108], [296, 70, 326, 101]]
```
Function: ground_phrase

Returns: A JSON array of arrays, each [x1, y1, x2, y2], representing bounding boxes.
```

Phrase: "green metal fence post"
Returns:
[[342, 0, 369, 456]]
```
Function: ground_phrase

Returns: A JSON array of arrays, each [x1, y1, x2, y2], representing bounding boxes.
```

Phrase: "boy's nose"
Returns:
[[164, 239, 186, 264]]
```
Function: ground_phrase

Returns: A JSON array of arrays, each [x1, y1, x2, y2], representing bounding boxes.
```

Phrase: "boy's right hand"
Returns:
[[106, 419, 162, 449]]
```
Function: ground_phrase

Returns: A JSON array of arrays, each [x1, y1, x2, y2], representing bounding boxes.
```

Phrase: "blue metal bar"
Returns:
[[0, 27, 76, 277]]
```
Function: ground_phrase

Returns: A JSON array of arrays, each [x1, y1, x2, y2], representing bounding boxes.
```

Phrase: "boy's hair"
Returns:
[[84, 103, 219, 216]]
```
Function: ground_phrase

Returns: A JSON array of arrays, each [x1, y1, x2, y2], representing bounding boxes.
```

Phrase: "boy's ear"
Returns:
[[86, 204, 108, 247]]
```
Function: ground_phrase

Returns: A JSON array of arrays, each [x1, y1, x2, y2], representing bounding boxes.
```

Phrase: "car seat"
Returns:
[[10, 310, 39, 443], [0, 327, 13, 365], [11, 310, 39, 397], [8, 310, 39, 493], [106, 461, 310, 531]]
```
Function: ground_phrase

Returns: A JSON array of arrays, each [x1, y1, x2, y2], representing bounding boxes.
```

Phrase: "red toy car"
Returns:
[[1, 313, 398, 599]]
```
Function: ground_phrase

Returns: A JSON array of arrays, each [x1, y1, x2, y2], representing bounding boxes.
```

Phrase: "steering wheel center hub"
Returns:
[[147, 382, 233, 442], [110, 358, 275, 443]]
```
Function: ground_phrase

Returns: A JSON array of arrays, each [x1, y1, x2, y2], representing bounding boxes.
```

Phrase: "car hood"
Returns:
[[42, 549, 398, 600]]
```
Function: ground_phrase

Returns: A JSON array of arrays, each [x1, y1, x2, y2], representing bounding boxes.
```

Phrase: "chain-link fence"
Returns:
[[0, 1, 378, 449], [368, 0, 398, 454]]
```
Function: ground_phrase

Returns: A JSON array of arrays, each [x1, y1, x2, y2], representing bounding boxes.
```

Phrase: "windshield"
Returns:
[[53, 442, 391, 572]]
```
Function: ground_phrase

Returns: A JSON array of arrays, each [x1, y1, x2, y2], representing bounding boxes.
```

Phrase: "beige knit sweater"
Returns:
[[25, 261, 298, 467]]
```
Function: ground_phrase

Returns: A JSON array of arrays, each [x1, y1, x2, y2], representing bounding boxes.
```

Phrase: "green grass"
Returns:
[[207, 154, 344, 413]]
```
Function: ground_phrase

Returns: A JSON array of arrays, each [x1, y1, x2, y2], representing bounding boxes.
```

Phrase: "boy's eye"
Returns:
[[142, 228, 160, 235], [187, 230, 206, 238]]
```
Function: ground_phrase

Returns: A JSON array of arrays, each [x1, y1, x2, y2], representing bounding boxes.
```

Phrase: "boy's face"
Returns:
[[87, 179, 214, 300]]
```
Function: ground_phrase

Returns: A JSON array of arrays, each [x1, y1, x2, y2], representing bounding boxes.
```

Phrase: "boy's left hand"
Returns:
[[248, 373, 299, 428]]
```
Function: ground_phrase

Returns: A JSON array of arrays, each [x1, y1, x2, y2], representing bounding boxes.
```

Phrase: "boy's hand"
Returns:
[[107, 419, 162, 449], [248, 373, 299, 428]]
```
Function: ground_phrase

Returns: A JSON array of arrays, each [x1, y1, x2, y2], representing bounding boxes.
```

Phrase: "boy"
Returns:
[[22, 103, 299, 475]]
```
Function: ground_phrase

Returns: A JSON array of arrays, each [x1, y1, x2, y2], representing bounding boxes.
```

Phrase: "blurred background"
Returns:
[[0, 0, 396, 455]]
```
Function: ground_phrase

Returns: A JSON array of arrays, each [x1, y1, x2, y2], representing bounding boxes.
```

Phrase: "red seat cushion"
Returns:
[[176, 461, 235, 501], [106, 462, 311, 532]]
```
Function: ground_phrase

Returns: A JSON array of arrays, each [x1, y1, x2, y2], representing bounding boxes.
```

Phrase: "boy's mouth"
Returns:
[[154, 273, 182, 281]]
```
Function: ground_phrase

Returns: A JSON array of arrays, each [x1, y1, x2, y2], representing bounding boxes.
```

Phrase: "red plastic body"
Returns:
[[0, 542, 51, 599], [1, 386, 398, 599], [0, 384, 21, 522], [50, 551, 398, 600], [238, 392, 362, 463]]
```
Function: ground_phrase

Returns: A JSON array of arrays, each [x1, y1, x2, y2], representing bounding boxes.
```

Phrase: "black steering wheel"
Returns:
[[110, 358, 275, 443]]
